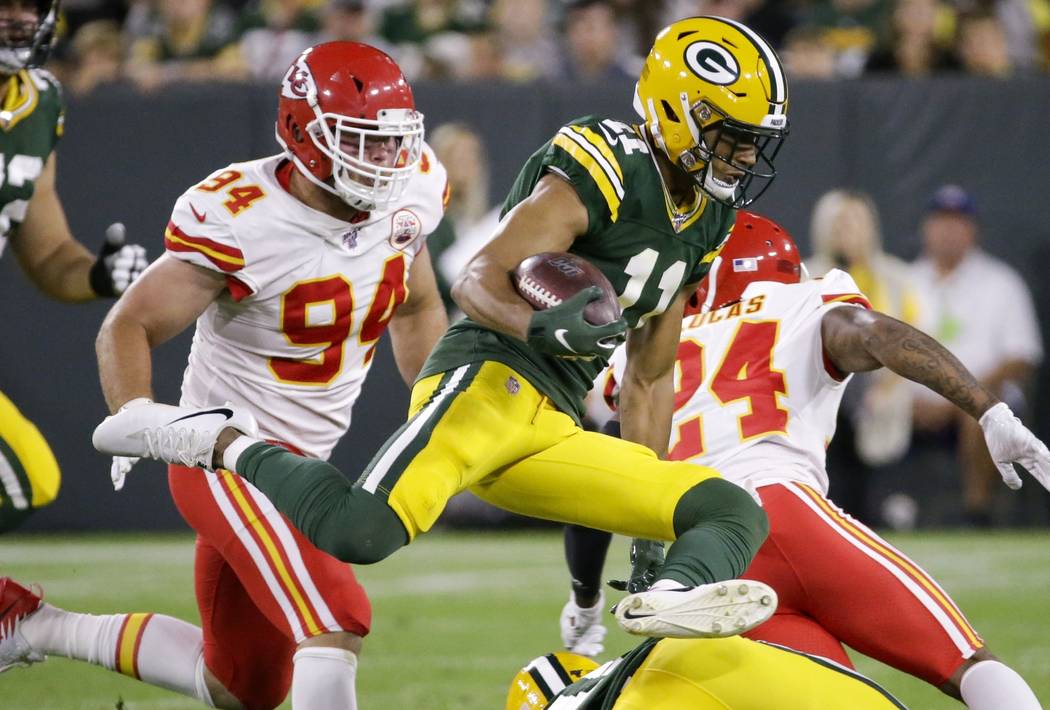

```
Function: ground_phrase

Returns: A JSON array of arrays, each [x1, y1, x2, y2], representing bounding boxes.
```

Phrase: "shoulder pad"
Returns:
[[816, 268, 872, 309]]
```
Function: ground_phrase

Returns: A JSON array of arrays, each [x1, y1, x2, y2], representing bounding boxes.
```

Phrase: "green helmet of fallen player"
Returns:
[[0, 0, 59, 74]]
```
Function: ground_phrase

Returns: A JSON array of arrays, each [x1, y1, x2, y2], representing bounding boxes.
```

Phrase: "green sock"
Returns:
[[236, 443, 408, 564], [659, 478, 769, 587]]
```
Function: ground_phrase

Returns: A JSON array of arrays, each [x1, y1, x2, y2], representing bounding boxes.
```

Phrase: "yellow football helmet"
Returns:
[[634, 16, 789, 208], [506, 652, 599, 710]]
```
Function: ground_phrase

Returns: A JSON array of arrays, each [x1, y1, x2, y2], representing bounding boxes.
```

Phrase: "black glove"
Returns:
[[607, 538, 666, 594], [89, 223, 148, 297], [526, 287, 627, 359]]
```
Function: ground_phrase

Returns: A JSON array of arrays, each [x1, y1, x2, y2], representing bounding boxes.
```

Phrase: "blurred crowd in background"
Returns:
[[50, 0, 1050, 96]]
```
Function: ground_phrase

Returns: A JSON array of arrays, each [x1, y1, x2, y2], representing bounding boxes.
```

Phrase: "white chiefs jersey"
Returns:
[[605, 270, 871, 495], [165, 148, 447, 459]]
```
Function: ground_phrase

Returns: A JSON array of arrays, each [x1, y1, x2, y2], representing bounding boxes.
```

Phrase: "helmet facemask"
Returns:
[[680, 101, 787, 209], [307, 107, 424, 212], [0, 0, 57, 74]]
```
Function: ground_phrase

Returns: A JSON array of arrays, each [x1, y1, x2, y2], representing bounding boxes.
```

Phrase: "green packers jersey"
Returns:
[[0, 69, 64, 258], [419, 116, 734, 423]]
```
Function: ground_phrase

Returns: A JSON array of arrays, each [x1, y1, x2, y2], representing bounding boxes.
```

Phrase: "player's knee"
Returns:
[[673, 478, 769, 547], [319, 492, 408, 564]]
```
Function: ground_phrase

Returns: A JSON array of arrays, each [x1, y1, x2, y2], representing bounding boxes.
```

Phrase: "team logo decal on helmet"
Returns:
[[684, 42, 740, 86], [280, 55, 315, 100]]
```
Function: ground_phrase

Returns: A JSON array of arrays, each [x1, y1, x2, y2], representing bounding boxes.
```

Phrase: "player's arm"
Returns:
[[451, 174, 587, 341], [618, 286, 693, 456], [10, 154, 147, 302], [387, 244, 449, 385], [96, 254, 226, 412], [822, 306, 1050, 491], [821, 306, 997, 420], [9, 153, 95, 302]]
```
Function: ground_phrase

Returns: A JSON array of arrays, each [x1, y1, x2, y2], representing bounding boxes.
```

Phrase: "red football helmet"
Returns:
[[689, 211, 802, 314], [276, 42, 425, 211]]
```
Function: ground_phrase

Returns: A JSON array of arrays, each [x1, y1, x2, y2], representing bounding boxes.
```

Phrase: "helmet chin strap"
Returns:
[[702, 256, 722, 313]]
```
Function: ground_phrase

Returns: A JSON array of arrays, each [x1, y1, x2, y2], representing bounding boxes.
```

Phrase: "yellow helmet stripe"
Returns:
[[571, 126, 624, 182], [552, 133, 622, 222], [708, 16, 786, 114]]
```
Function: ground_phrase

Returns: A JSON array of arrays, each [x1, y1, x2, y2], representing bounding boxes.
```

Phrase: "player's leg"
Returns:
[[755, 482, 1040, 709], [473, 411, 773, 637], [613, 636, 907, 710], [738, 504, 853, 667], [0, 390, 60, 533], [561, 524, 611, 656], [228, 362, 579, 562], [0, 576, 222, 706], [170, 464, 371, 710]]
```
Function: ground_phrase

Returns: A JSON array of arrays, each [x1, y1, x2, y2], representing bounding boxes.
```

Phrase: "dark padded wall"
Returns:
[[1, 78, 1047, 530]]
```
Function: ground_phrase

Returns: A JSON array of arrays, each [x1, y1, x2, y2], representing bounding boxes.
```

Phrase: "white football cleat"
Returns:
[[614, 580, 777, 639], [93, 402, 258, 470], [0, 577, 46, 674], [560, 591, 607, 657]]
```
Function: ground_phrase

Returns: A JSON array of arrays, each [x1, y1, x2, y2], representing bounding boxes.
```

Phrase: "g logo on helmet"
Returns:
[[683, 41, 740, 86]]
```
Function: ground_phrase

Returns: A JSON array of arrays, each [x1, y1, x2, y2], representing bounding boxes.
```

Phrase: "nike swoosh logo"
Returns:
[[554, 329, 578, 354], [189, 203, 207, 223], [168, 407, 233, 425], [619, 608, 653, 620]]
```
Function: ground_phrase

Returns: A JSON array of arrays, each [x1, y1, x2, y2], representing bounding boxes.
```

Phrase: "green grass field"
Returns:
[[1, 530, 1048, 709]]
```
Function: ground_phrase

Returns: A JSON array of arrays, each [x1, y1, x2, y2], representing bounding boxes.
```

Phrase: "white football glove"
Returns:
[[559, 591, 607, 658], [108, 398, 151, 491], [979, 402, 1050, 492], [89, 223, 148, 297]]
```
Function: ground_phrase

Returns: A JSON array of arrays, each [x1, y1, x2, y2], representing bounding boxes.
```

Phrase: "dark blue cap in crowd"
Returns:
[[927, 184, 977, 217]]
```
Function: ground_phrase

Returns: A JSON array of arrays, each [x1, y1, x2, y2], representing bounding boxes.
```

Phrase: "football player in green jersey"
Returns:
[[0, 0, 148, 531], [95, 16, 790, 639]]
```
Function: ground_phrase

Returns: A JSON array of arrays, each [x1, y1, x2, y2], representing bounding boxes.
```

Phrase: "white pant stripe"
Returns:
[[362, 364, 471, 494], [0, 454, 28, 509], [241, 481, 341, 632], [784, 482, 975, 656], [206, 471, 307, 639]]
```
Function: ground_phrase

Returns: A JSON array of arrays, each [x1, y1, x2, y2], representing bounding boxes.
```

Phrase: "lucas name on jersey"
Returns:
[[686, 294, 769, 329]]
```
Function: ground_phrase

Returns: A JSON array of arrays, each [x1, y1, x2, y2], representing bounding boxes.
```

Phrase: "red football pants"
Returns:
[[742, 482, 983, 686], [169, 464, 371, 710]]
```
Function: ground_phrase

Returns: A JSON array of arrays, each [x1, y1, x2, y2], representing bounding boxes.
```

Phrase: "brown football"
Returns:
[[513, 252, 621, 325]]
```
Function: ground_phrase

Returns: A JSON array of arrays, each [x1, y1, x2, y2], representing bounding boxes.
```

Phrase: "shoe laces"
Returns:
[[144, 426, 210, 468]]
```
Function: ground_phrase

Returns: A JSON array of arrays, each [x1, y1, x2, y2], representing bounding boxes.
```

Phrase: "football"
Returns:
[[513, 252, 621, 325]]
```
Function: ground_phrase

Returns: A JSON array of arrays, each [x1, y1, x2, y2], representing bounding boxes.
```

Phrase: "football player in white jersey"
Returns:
[[0, 42, 448, 710], [571, 212, 1049, 709]]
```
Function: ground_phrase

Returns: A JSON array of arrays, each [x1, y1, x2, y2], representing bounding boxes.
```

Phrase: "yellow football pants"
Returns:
[[361, 361, 720, 540], [614, 637, 905, 709], [0, 390, 61, 530]]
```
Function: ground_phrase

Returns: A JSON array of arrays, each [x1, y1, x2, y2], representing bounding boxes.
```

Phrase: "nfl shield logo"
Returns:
[[505, 376, 520, 395], [342, 228, 359, 249]]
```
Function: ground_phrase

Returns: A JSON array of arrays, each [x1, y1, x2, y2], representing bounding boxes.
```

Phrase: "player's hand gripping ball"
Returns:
[[514, 252, 626, 358]]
